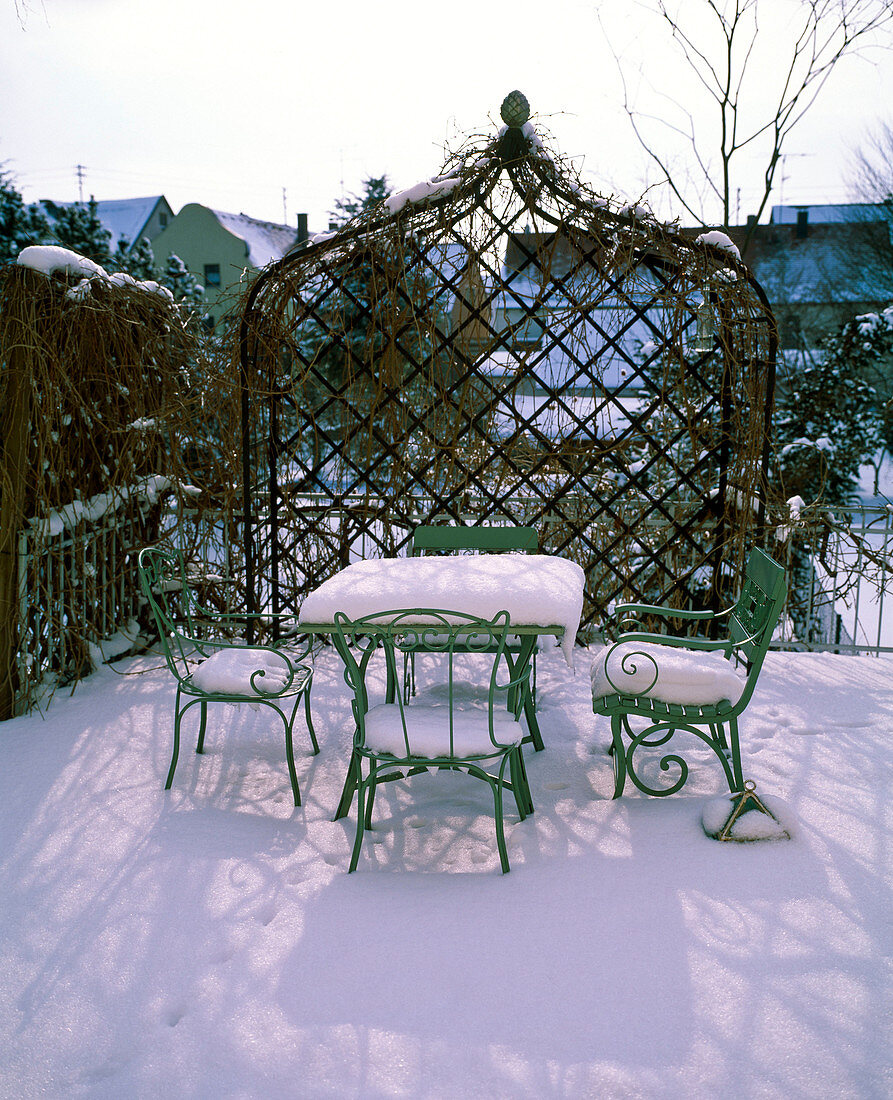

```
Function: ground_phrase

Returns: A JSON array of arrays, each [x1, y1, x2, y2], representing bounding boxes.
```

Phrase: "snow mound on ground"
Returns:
[[702, 791, 795, 841]]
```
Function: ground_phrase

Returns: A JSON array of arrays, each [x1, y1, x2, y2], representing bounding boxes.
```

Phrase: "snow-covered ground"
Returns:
[[0, 644, 890, 1099]]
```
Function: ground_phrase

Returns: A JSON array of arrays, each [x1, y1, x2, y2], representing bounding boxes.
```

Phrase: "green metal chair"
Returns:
[[592, 548, 786, 798], [409, 524, 539, 555], [406, 524, 541, 712], [331, 607, 535, 873], [137, 546, 318, 806]]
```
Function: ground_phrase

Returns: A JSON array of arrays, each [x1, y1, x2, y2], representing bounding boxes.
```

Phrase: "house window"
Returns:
[[159, 211, 168, 228], [204, 263, 221, 287]]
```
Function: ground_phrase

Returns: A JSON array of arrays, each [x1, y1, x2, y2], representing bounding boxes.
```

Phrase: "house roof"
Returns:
[[211, 210, 298, 267], [726, 220, 893, 304], [39, 196, 169, 248], [770, 203, 889, 225]]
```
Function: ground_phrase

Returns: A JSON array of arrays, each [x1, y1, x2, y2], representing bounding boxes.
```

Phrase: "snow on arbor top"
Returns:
[[16, 245, 174, 301], [383, 174, 461, 216], [299, 554, 585, 665], [17, 245, 108, 280], [694, 231, 742, 261]]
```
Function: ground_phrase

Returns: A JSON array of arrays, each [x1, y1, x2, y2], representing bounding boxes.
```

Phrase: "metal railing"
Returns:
[[771, 504, 893, 655], [13, 501, 156, 714], [9, 495, 891, 717]]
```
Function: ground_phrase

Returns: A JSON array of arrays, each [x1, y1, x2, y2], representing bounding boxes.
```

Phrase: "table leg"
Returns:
[[383, 644, 398, 703], [504, 637, 544, 752]]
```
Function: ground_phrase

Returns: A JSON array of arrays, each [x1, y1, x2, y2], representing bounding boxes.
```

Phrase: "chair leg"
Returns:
[[509, 748, 533, 819], [610, 714, 627, 799], [348, 763, 368, 873], [166, 689, 184, 790], [303, 686, 319, 755], [364, 774, 377, 828], [334, 750, 359, 820], [726, 716, 744, 793], [491, 769, 511, 874], [195, 701, 208, 754], [283, 709, 302, 808]]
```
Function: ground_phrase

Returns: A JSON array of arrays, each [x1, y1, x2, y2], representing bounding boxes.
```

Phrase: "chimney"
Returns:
[[296, 212, 308, 245], [746, 214, 757, 231]]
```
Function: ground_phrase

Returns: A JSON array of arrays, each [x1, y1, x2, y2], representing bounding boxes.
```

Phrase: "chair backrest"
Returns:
[[137, 546, 214, 682], [729, 547, 787, 679], [331, 608, 530, 758], [410, 524, 538, 556]]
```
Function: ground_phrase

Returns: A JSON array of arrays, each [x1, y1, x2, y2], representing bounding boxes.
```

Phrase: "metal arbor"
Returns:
[[238, 94, 776, 637]]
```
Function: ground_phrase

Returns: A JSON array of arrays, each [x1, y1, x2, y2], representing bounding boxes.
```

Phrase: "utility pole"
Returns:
[[282, 186, 287, 226], [76, 164, 85, 203]]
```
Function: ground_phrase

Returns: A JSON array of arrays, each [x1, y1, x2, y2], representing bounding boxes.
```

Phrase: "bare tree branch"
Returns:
[[600, 0, 893, 240]]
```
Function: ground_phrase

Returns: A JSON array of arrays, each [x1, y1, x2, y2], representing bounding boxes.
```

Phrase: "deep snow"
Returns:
[[0, 644, 890, 1099]]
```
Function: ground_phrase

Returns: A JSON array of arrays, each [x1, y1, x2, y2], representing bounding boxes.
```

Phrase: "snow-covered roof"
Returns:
[[39, 197, 169, 248], [770, 203, 889, 226], [211, 210, 298, 268], [740, 221, 893, 304]]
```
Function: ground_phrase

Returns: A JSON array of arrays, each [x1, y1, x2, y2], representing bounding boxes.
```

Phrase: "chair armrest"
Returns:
[[613, 602, 718, 621], [610, 603, 734, 638], [197, 609, 298, 623], [613, 630, 734, 655], [615, 626, 764, 655], [188, 638, 312, 698]]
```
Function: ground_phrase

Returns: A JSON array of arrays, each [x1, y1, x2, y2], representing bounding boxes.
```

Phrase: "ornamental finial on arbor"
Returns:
[[500, 90, 530, 128]]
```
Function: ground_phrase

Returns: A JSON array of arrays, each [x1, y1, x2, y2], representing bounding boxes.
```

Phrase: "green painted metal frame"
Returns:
[[594, 548, 786, 797], [330, 607, 535, 873], [406, 523, 541, 710], [137, 546, 319, 806], [409, 525, 539, 555], [302, 618, 552, 753]]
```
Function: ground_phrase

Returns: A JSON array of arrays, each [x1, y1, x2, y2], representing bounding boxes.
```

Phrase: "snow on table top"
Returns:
[[298, 554, 585, 663]]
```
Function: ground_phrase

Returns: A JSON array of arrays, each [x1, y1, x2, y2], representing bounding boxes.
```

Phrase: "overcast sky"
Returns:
[[2, 0, 892, 233]]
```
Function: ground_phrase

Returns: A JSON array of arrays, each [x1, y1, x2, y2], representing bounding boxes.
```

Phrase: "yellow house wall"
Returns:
[[149, 203, 251, 324]]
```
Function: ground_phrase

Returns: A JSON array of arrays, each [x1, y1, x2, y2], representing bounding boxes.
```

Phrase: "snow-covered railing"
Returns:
[[12, 495, 161, 715], [770, 503, 893, 654]]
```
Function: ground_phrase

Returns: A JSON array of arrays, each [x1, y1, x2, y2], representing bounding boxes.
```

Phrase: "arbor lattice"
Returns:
[[237, 94, 776, 638]]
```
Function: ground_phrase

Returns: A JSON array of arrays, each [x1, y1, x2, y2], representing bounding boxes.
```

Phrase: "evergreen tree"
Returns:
[[296, 175, 446, 484], [775, 311, 885, 644], [159, 253, 205, 309], [775, 342, 882, 507], [112, 234, 157, 280], [0, 164, 51, 265], [329, 175, 389, 228], [52, 196, 113, 267]]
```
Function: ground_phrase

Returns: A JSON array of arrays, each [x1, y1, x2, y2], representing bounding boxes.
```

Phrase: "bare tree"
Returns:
[[844, 119, 893, 292], [848, 118, 893, 202], [599, 0, 893, 244]]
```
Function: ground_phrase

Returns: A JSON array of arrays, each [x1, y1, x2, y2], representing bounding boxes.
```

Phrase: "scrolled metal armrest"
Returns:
[[609, 602, 734, 641], [602, 630, 743, 695], [602, 638, 661, 695], [197, 638, 310, 697]]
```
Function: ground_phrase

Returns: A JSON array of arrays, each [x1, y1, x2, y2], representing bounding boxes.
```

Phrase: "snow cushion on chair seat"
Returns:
[[363, 703, 524, 758], [590, 641, 745, 707], [190, 648, 292, 696]]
